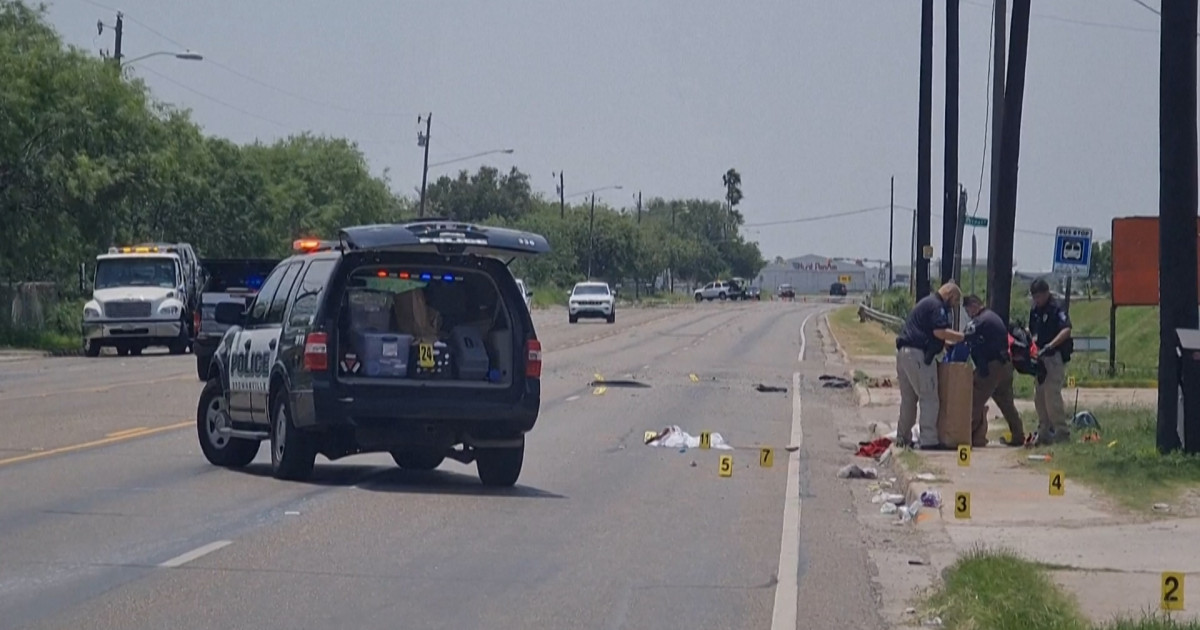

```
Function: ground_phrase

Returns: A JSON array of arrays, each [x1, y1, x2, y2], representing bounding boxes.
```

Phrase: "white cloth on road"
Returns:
[[646, 425, 733, 450]]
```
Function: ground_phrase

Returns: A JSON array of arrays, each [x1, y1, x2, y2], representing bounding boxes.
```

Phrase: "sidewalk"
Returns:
[[823, 333, 1199, 626]]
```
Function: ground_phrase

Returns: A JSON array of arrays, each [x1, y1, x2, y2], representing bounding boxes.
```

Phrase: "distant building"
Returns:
[[756, 255, 876, 295]]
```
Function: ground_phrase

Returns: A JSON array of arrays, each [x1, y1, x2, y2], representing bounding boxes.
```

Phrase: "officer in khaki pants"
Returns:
[[1028, 278, 1073, 445], [894, 282, 965, 449], [963, 295, 1025, 447]]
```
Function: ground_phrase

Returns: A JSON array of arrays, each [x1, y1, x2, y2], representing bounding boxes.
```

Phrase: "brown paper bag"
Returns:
[[392, 290, 440, 341], [936, 361, 973, 447]]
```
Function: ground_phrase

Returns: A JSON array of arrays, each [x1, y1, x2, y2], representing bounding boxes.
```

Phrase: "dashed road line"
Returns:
[[159, 540, 232, 568]]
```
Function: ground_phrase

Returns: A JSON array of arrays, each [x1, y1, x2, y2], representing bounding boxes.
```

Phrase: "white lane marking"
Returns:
[[159, 540, 232, 568], [565, 395, 581, 402], [774, 311, 813, 630], [797, 310, 814, 362]]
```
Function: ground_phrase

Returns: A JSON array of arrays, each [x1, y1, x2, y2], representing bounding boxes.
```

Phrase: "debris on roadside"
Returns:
[[920, 490, 942, 508], [915, 473, 938, 482], [880, 502, 899, 515], [820, 375, 852, 389], [754, 383, 788, 393], [1154, 503, 1171, 513], [837, 464, 878, 479], [855, 437, 893, 459], [643, 425, 733, 450], [872, 492, 906, 505]]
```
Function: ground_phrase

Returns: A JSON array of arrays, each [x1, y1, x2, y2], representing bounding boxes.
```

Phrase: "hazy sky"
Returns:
[[43, 0, 1177, 270]]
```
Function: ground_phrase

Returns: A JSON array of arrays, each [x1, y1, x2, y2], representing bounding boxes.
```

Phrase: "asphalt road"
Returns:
[[0, 302, 885, 630]]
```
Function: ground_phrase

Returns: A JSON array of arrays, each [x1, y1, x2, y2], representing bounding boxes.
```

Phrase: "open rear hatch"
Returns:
[[333, 260, 520, 389]]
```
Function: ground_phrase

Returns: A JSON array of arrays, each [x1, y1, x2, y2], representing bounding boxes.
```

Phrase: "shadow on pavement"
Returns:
[[234, 462, 566, 499]]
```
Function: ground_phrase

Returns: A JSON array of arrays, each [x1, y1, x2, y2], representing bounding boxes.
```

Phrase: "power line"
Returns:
[[742, 205, 891, 228], [970, 0, 995, 219], [135, 65, 291, 130], [962, 0, 1160, 34], [1130, 0, 1160, 16]]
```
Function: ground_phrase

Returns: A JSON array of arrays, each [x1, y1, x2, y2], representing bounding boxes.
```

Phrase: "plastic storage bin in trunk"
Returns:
[[451, 325, 491, 381], [356, 332, 413, 377]]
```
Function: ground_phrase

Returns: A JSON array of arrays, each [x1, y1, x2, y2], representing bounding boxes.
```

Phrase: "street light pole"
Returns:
[[417, 113, 432, 218], [554, 171, 565, 219]]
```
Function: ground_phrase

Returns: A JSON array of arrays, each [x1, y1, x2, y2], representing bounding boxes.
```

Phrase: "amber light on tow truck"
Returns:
[[525, 339, 542, 378], [303, 332, 329, 371]]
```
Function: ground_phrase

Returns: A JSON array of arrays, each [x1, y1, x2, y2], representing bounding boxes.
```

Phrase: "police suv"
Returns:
[[196, 221, 549, 486]]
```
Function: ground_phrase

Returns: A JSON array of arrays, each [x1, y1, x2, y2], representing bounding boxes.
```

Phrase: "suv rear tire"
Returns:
[[270, 390, 316, 481], [197, 379, 259, 468], [476, 442, 524, 487], [391, 450, 445, 471]]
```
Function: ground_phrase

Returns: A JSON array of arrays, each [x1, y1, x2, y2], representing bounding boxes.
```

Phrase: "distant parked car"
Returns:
[[778, 284, 795, 300], [744, 286, 761, 301], [829, 282, 848, 296]]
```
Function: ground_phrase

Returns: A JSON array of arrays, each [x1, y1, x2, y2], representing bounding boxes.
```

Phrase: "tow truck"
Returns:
[[82, 243, 201, 357]]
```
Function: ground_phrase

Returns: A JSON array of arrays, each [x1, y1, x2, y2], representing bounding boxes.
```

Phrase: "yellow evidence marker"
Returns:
[[689, 373, 699, 383], [1162, 572, 1185, 611], [718, 454, 733, 477], [644, 431, 658, 443], [1067, 375, 1077, 388], [954, 492, 971, 519], [957, 444, 971, 467], [1049, 470, 1065, 496], [418, 342, 435, 368], [699, 431, 712, 449], [592, 386, 607, 395], [759, 448, 774, 468]]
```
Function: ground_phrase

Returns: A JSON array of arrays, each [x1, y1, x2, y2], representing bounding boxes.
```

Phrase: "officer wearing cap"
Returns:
[[894, 282, 965, 449], [963, 295, 1025, 447], [1029, 278, 1073, 445]]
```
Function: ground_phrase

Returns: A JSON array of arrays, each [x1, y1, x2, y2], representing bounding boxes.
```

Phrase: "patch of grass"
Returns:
[[925, 549, 1200, 629], [1061, 299, 1158, 387], [0, 328, 77, 352], [924, 547, 1087, 630], [1022, 406, 1200, 510], [828, 305, 895, 357]]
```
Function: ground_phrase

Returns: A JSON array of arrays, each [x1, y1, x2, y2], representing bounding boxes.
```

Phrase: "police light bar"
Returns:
[[109, 245, 162, 254], [293, 238, 338, 253]]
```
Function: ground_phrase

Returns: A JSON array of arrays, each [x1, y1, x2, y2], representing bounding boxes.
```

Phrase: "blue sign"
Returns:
[[1052, 226, 1093, 278]]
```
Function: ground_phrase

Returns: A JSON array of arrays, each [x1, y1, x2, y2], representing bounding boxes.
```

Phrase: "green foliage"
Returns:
[[1091, 240, 1113, 292], [0, 0, 764, 333]]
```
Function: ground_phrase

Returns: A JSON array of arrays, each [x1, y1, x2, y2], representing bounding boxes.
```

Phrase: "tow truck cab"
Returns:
[[83, 243, 200, 357]]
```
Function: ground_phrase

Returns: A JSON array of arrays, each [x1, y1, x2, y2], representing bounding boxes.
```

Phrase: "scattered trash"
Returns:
[[1108, 440, 1119, 448], [920, 490, 942, 508], [923, 616, 944, 627], [587, 379, 650, 388], [644, 425, 734, 450], [904, 607, 918, 615], [822, 377, 852, 389], [907, 559, 928, 566], [855, 437, 894, 459], [285, 511, 300, 516], [899, 501, 922, 523], [755, 383, 788, 393], [1154, 503, 1171, 512], [877, 448, 894, 466], [880, 502, 899, 515], [883, 493, 907, 505], [837, 464, 878, 479], [1072, 410, 1101, 431], [1027, 454, 1052, 462], [690, 461, 697, 468]]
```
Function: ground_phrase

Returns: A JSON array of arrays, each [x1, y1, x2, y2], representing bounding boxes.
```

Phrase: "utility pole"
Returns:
[[910, 209, 917, 297], [941, 0, 960, 285], [916, 0, 934, 297], [1158, 0, 1199, 453], [554, 171, 565, 219], [952, 186, 968, 306], [669, 204, 677, 293], [988, 0, 1030, 325], [633, 190, 643, 301], [986, 0, 1006, 306], [587, 193, 596, 279], [417, 113, 432, 218], [888, 176, 895, 289], [98, 11, 124, 66]]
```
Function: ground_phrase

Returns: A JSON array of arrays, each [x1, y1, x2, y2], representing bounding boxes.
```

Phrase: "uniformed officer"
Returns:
[[1029, 278, 1073, 445], [894, 282, 965, 449], [963, 295, 1024, 448]]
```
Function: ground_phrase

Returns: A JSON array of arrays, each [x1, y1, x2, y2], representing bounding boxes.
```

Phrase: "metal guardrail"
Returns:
[[858, 305, 905, 331]]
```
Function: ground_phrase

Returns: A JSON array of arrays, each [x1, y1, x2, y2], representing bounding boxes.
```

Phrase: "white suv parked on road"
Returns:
[[568, 281, 615, 324]]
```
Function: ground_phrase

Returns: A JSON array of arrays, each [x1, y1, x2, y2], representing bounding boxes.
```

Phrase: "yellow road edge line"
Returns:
[[0, 420, 191, 468], [105, 426, 149, 438], [0, 374, 196, 403]]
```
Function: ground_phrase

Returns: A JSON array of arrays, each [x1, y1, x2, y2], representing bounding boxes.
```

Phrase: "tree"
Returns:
[[1090, 240, 1112, 293]]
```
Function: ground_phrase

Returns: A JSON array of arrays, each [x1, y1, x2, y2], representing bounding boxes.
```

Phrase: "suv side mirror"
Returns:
[[215, 301, 246, 326]]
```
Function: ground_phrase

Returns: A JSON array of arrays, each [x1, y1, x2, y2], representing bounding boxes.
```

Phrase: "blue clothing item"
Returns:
[[964, 308, 1010, 369], [896, 293, 952, 363]]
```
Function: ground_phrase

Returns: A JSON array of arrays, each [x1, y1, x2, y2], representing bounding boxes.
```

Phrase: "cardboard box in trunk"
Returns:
[[392, 289, 441, 342], [936, 361, 973, 448]]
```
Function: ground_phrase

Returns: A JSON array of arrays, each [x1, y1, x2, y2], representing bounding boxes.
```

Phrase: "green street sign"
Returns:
[[965, 216, 988, 228]]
